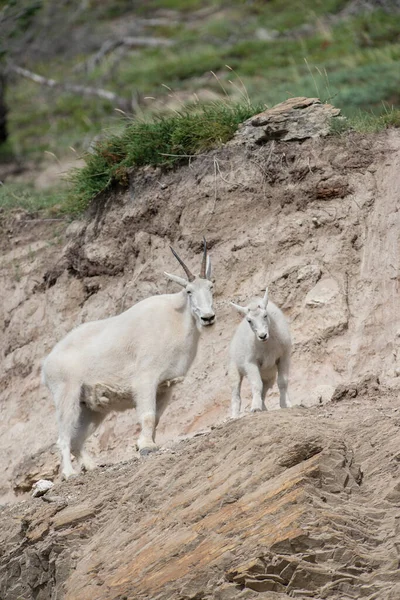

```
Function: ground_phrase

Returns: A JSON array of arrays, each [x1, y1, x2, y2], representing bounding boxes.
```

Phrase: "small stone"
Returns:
[[31, 479, 54, 498], [312, 217, 321, 228], [255, 27, 279, 41], [13, 445, 58, 495]]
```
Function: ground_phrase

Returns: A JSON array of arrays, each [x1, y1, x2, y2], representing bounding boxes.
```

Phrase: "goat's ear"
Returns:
[[206, 255, 212, 280], [164, 272, 188, 288], [262, 287, 269, 308], [230, 302, 248, 316]]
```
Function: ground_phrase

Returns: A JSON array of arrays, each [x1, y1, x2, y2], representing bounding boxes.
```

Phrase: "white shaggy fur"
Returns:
[[228, 289, 292, 418], [42, 244, 214, 479]]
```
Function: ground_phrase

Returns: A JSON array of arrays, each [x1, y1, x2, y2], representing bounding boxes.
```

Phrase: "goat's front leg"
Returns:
[[261, 375, 276, 410], [246, 363, 264, 412], [277, 354, 291, 408], [136, 382, 158, 456]]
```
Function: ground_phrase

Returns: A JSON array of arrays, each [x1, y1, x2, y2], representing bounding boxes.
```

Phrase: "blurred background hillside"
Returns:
[[1, 0, 400, 210]]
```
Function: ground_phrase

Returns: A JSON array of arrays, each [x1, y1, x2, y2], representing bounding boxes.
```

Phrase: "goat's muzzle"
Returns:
[[200, 314, 216, 326]]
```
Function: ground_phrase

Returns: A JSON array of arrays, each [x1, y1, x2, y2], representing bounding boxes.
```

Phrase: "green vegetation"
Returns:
[[111, 9, 400, 115], [0, 182, 65, 213], [8, 76, 118, 157], [2, 0, 400, 214], [6, 2, 400, 160], [66, 100, 262, 213], [331, 105, 400, 134]]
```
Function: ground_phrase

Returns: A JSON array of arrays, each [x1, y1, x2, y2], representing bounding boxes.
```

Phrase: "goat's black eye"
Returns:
[[187, 290, 192, 295]]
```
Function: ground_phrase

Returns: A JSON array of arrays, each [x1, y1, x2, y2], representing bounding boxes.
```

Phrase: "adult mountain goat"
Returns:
[[42, 240, 215, 479], [228, 289, 291, 418]]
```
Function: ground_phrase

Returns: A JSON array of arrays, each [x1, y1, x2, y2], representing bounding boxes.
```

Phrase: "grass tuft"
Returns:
[[330, 105, 400, 135], [66, 101, 263, 213]]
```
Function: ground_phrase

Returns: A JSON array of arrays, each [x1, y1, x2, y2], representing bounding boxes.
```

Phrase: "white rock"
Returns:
[[32, 479, 54, 498], [297, 264, 321, 283], [305, 278, 339, 307], [293, 276, 347, 344], [255, 27, 279, 41]]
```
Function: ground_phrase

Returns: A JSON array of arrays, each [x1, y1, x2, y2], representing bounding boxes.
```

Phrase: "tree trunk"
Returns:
[[0, 71, 8, 144]]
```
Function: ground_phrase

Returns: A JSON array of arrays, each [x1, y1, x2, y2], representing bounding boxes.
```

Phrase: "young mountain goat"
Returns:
[[42, 241, 215, 479], [228, 289, 292, 418]]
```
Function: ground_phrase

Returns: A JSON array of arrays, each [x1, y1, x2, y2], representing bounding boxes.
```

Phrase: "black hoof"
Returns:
[[139, 447, 157, 456]]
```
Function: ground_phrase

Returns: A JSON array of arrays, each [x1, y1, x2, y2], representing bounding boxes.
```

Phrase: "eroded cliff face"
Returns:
[[2, 122, 400, 503]]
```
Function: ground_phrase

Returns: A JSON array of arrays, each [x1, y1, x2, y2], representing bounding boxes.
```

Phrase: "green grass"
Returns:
[[115, 46, 227, 91], [3, 1, 400, 215], [140, 0, 219, 12], [5, 3, 400, 163], [243, 60, 400, 116], [66, 100, 262, 213], [101, 9, 400, 110], [0, 183, 66, 213], [331, 105, 400, 134], [249, 0, 348, 30], [7, 79, 119, 157]]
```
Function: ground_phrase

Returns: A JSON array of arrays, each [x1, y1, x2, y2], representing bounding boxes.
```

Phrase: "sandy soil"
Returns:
[[2, 390, 400, 599]]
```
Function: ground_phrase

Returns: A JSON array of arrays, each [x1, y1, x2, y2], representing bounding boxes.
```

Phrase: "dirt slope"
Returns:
[[2, 391, 400, 600]]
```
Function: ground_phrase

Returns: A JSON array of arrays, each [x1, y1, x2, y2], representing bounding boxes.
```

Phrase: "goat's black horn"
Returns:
[[170, 246, 195, 282], [200, 237, 207, 279]]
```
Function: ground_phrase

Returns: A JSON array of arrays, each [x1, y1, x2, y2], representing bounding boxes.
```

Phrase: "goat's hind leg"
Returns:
[[55, 384, 82, 480], [71, 404, 105, 472], [136, 381, 158, 456], [229, 363, 243, 419], [277, 353, 291, 408]]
